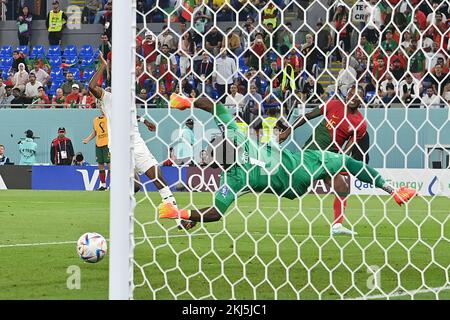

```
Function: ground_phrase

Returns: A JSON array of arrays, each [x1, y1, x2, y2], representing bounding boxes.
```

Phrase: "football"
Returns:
[[77, 232, 107, 263]]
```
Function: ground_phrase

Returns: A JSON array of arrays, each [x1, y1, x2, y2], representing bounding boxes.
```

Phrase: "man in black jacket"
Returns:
[[50, 127, 75, 165]]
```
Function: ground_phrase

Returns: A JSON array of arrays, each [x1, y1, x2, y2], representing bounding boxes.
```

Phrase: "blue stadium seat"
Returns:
[[63, 45, 78, 57], [50, 68, 65, 81], [64, 56, 78, 66], [16, 45, 29, 56], [68, 68, 80, 80], [81, 68, 95, 81], [93, 50, 100, 60], [48, 81, 62, 96], [29, 45, 46, 59], [49, 56, 62, 68], [79, 45, 94, 59], [0, 57, 13, 69], [80, 57, 95, 68], [0, 45, 13, 58], [1, 70, 9, 79], [47, 45, 62, 57]]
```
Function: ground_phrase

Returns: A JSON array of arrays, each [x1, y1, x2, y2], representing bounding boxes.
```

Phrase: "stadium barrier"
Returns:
[[0, 165, 32, 189]]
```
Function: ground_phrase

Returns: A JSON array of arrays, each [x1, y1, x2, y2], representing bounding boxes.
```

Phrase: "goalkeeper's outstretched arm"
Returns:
[[278, 107, 322, 143]]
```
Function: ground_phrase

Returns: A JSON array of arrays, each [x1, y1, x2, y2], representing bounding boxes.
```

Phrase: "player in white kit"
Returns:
[[89, 54, 195, 230]]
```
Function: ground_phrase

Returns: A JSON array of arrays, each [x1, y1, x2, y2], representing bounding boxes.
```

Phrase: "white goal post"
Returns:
[[109, 0, 135, 300]]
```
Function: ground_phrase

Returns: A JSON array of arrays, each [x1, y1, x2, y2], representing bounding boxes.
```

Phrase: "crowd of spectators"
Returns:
[[2, 0, 450, 111]]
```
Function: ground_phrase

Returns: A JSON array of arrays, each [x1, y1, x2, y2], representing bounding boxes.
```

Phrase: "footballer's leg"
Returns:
[[97, 163, 108, 191], [328, 174, 358, 236]]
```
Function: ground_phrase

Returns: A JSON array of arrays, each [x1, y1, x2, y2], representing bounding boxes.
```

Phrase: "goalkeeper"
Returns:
[[159, 94, 416, 228]]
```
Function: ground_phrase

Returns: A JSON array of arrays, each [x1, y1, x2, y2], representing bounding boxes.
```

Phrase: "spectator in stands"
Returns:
[[11, 50, 28, 73], [19, 129, 37, 165], [372, 56, 387, 81], [443, 82, 450, 103], [223, 27, 242, 56], [195, 51, 214, 97], [0, 86, 14, 107], [155, 44, 177, 92], [262, 2, 279, 29], [10, 88, 27, 107], [243, 84, 263, 119], [193, 3, 212, 35], [391, 58, 406, 81], [30, 61, 50, 87], [46, 0, 67, 46], [381, 83, 400, 106], [12, 63, 28, 92], [99, 33, 111, 59], [52, 88, 66, 107], [381, 30, 398, 51], [399, 73, 420, 106], [205, 27, 223, 56], [66, 84, 82, 107], [82, 0, 102, 24], [363, 0, 384, 43], [179, 31, 195, 77], [31, 86, 51, 107], [162, 147, 176, 166], [142, 31, 157, 71], [400, 30, 412, 50], [24, 73, 42, 100], [214, 50, 237, 102], [301, 33, 320, 76], [430, 64, 449, 95], [61, 72, 84, 95], [225, 84, 245, 110], [301, 76, 325, 104], [316, 20, 332, 59], [157, 25, 177, 52], [422, 86, 441, 108], [408, 38, 426, 79], [0, 145, 11, 165], [198, 149, 210, 168], [17, 5, 32, 46], [50, 127, 75, 165], [0, 78, 5, 99], [100, 0, 112, 40]]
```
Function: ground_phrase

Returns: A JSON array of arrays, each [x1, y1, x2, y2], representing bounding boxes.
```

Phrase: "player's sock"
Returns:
[[159, 186, 178, 208], [99, 170, 106, 186], [333, 196, 347, 225], [345, 157, 392, 194]]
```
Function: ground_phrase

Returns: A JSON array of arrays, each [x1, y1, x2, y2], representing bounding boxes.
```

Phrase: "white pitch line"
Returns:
[[349, 285, 450, 300], [0, 229, 443, 249]]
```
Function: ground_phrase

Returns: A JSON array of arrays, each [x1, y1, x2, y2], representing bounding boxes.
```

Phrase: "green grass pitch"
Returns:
[[0, 190, 449, 300]]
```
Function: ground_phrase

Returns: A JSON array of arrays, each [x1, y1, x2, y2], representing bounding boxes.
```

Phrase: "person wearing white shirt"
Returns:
[[157, 27, 177, 52], [24, 73, 42, 99], [336, 59, 356, 97], [214, 50, 237, 102], [224, 84, 245, 110], [421, 87, 441, 108], [0, 77, 6, 99], [378, 73, 398, 95], [427, 5, 447, 25], [29, 62, 50, 87], [364, 0, 383, 42], [399, 74, 421, 105]]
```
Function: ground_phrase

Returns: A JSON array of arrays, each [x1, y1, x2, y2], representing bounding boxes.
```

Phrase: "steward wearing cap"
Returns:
[[46, 1, 68, 46], [19, 129, 38, 165], [51, 127, 75, 165]]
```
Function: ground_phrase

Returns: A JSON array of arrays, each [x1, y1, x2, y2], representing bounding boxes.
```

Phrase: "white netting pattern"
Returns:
[[130, 0, 450, 300]]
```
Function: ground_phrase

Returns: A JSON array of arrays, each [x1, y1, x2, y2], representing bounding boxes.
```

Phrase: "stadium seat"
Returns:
[[49, 56, 62, 68], [93, 50, 100, 60], [63, 45, 78, 57], [0, 45, 13, 58], [68, 68, 81, 80], [29, 45, 46, 59], [365, 91, 376, 103], [0, 57, 13, 69], [50, 68, 65, 81], [81, 68, 95, 81], [64, 56, 78, 66], [16, 45, 29, 56], [79, 45, 94, 59], [1, 70, 9, 79], [80, 57, 95, 68], [47, 45, 62, 57]]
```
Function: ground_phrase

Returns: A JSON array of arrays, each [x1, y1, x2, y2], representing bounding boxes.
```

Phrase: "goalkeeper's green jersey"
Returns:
[[212, 103, 348, 214]]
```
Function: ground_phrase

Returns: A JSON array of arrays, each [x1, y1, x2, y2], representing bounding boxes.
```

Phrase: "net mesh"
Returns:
[[130, 0, 450, 300]]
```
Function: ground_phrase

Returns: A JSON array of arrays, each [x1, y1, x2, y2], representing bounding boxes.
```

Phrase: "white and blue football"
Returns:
[[77, 232, 107, 263]]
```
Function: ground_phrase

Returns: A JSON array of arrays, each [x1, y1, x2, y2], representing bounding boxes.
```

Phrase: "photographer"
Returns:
[[72, 152, 90, 166], [18, 129, 37, 165]]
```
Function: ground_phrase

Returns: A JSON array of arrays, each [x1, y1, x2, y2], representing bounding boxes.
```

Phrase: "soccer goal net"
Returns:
[[111, 0, 450, 300]]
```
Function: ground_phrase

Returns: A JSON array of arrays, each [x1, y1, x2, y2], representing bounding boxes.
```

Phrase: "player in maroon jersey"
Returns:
[[279, 86, 368, 236]]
